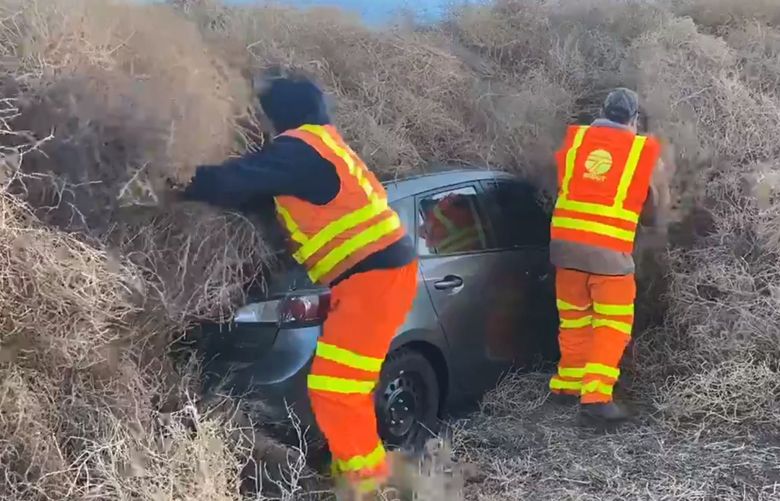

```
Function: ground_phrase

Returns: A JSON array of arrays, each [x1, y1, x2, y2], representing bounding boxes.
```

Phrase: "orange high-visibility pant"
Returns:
[[307, 260, 418, 482], [549, 268, 636, 404]]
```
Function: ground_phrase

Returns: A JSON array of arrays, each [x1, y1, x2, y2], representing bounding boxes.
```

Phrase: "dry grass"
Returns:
[[453, 373, 780, 501], [443, 2, 780, 499], [0, 2, 300, 499], [0, 0, 779, 499]]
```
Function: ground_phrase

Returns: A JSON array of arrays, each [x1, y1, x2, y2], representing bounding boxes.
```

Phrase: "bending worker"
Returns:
[[548, 88, 668, 423], [179, 73, 417, 494]]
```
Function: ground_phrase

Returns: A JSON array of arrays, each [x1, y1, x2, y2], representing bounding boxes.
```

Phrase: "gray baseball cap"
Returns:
[[603, 88, 639, 123]]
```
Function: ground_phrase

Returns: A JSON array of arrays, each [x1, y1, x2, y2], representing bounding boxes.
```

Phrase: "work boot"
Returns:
[[334, 475, 387, 501], [579, 402, 631, 426], [548, 392, 579, 406]]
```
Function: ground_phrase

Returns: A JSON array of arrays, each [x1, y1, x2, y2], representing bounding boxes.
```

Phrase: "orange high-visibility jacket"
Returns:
[[551, 125, 661, 253], [422, 194, 485, 253], [274, 124, 406, 286]]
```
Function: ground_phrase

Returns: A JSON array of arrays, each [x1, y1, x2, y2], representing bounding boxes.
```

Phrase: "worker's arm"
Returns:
[[640, 185, 659, 227], [640, 159, 671, 228], [181, 136, 340, 208]]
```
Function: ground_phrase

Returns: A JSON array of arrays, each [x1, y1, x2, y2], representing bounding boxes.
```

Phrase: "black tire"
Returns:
[[375, 348, 441, 452]]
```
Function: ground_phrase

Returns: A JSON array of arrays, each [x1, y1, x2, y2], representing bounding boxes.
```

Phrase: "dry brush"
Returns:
[[1, 0, 780, 499]]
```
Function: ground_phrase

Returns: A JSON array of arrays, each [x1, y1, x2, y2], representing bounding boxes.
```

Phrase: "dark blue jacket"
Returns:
[[183, 78, 415, 285]]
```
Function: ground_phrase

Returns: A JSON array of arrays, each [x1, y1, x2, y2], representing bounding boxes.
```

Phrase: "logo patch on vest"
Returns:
[[583, 149, 613, 182]]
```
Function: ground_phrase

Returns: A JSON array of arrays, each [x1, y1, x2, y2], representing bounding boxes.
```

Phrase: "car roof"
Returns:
[[382, 168, 517, 201]]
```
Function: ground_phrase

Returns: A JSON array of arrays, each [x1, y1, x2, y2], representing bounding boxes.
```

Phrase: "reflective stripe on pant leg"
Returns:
[[580, 363, 621, 402], [307, 341, 385, 395], [549, 366, 585, 393], [582, 273, 636, 403], [309, 261, 418, 479], [552, 268, 593, 395], [333, 442, 386, 474]]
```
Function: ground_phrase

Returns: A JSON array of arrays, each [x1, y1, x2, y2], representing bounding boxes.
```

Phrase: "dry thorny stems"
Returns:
[[2, 0, 780, 499]]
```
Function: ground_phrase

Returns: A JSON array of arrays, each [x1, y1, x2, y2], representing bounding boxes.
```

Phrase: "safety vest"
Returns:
[[424, 194, 485, 254], [273, 124, 405, 286], [552, 125, 661, 253]]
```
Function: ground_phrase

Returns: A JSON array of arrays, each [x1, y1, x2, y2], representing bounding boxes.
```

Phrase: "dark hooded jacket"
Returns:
[[182, 77, 415, 285]]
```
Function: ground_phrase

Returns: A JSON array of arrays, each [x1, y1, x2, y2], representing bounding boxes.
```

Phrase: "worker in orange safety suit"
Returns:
[[548, 88, 669, 424], [419, 193, 486, 254], [178, 72, 418, 497]]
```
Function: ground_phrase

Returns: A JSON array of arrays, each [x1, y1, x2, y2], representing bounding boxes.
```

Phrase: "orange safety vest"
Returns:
[[551, 125, 661, 253], [273, 124, 406, 286], [423, 194, 485, 253]]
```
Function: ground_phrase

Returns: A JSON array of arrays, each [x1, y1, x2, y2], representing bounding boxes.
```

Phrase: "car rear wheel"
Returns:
[[375, 348, 441, 451]]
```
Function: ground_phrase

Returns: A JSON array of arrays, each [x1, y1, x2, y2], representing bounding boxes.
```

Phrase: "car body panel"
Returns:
[[411, 177, 551, 398], [387, 194, 452, 360], [194, 322, 279, 366], [419, 251, 512, 396]]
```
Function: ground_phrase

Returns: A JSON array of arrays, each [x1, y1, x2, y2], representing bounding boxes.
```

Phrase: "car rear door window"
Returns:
[[481, 180, 551, 249], [390, 197, 414, 235], [417, 186, 490, 256]]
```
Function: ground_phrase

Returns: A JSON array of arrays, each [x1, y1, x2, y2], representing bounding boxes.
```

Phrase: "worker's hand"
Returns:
[[640, 225, 668, 253], [155, 177, 186, 207]]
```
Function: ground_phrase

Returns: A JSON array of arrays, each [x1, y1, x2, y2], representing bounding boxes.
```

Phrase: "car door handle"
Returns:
[[434, 275, 464, 290]]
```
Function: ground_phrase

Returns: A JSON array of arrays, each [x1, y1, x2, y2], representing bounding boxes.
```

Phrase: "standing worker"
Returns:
[[178, 73, 418, 497], [548, 88, 669, 424]]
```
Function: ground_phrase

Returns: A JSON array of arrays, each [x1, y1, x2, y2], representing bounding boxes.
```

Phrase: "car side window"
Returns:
[[481, 180, 551, 249], [390, 197, 413, 235], [416, 186, 490, 257]]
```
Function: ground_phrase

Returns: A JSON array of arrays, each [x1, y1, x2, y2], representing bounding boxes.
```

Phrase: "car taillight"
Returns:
[[233, 292, 330, 327], [279, 293, 331, 326]]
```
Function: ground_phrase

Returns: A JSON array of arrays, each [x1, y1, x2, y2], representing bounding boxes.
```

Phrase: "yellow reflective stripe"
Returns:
[[437, 227, 481, 252], [550, 378, 582, 391], [298, 125, 356, 174], [275, 200, 308, 244], [299, 124, 374, 197], [432, 205, 486, 252], [556, 127, 647, 224], [552, 216, 635, 242], [581, 380, 614, 397], [593, 302, 635, 316], [556, 198, 640, 223], [561, 126, 589, 200], [557, 299, 590, 311], [309, 213, 401, 283], [558, 367, 585, 379], [334, 442, 386, 473], [584, 363, 620, 379], [613, 136, 647, 209], [315, 342, 384, 373], [292, 197, 388, 263], [307, 375, 375, 394], [433, 205, 457, 233], [593, 319, 633, 336], [560, 316, 592, 329]]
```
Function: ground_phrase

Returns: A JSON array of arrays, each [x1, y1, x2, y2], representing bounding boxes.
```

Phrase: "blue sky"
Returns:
[[228, 1, 480, 24]]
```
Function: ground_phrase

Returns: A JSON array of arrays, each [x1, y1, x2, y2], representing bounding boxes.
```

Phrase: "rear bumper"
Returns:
[[201, 324, 322, 436]]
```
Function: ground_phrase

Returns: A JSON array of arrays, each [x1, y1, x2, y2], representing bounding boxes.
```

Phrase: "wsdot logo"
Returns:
[[583, 149, 612, 181]]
